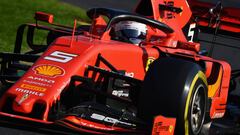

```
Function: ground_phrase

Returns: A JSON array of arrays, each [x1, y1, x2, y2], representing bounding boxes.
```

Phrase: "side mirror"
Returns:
[[35, 12, 54, 24]]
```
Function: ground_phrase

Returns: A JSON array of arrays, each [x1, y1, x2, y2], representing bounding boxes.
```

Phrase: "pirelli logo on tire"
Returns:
[[21, 84, 46, 92], [145, 57, 155, 71]]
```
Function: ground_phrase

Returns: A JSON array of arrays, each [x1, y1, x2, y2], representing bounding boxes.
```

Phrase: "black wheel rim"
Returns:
[[190, 84, 206, 134]]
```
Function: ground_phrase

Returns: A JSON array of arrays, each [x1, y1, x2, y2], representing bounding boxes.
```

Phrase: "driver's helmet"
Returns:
[[112, 21, 147, 45]]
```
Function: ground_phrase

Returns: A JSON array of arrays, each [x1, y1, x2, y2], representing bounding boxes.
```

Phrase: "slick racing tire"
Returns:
[[138, 57, 208, 135]]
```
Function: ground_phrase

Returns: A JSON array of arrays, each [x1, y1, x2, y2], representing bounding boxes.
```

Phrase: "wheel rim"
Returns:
[[190, 84, 206, 134]]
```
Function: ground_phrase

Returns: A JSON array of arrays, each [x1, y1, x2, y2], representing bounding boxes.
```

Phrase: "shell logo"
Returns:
[[33, 64, 65, 78]]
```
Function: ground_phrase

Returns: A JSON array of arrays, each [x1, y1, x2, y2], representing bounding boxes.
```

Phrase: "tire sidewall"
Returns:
[[182, 72, 208, 135]]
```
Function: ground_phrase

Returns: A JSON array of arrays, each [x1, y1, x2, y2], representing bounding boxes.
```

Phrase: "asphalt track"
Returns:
[[1, 0, 240, 134]]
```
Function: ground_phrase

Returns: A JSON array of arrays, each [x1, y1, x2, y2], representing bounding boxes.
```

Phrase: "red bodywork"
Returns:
[[0, 0, 238, 134]]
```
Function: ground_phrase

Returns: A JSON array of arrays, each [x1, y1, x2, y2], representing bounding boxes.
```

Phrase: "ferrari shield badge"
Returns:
[[17, 94, 30, 105], [145, 57, 155, 71]]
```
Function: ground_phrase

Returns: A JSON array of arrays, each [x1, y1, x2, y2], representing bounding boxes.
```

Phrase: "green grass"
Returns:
[[0, 0, 88, 52]]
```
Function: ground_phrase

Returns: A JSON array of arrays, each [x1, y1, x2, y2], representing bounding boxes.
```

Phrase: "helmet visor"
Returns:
[[114, 21, 147, 45], [121, 29, 142, 38], [115, 29, 146, 44]]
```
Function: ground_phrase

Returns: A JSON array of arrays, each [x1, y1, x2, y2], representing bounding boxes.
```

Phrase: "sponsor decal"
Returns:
[[112, 90, 129, 98], [17, 94, 29, 105], [27, 76, 55, 84], [145, 57, 155, 71], [90, 113, 136, 127], [78, 120, 113, 131], [213, 112, 225, 119], [21, 84, 46, 92], [23, 80, 52, 87], [23, 76, 55, 87], [153, 122, 174, 133], [32, 64, 65, 78], [16, 88, 44, 96], [152, 116, 176, 135], [165, 1, 175, 19], [125, 72, 134, 78]]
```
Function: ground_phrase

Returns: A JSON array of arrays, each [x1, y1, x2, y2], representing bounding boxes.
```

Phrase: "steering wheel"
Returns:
[[87, 8, 174, 38]]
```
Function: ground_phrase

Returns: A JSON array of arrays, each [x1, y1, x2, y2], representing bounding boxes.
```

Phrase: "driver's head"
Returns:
[[112, 21, 147, 45]]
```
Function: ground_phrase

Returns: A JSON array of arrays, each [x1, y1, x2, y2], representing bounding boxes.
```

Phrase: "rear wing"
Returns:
[[134, 0, 239, 43], [188, 0, 240, 38]]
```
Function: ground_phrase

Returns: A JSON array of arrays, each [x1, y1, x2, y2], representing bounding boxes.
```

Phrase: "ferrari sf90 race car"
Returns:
[[0, 0, 240, 134]]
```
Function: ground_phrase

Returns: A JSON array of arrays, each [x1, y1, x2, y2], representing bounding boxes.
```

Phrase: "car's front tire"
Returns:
[[137, 57, 208, 135]]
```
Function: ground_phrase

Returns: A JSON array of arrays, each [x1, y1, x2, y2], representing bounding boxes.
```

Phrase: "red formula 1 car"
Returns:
[[0, 0, 239, 134]]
